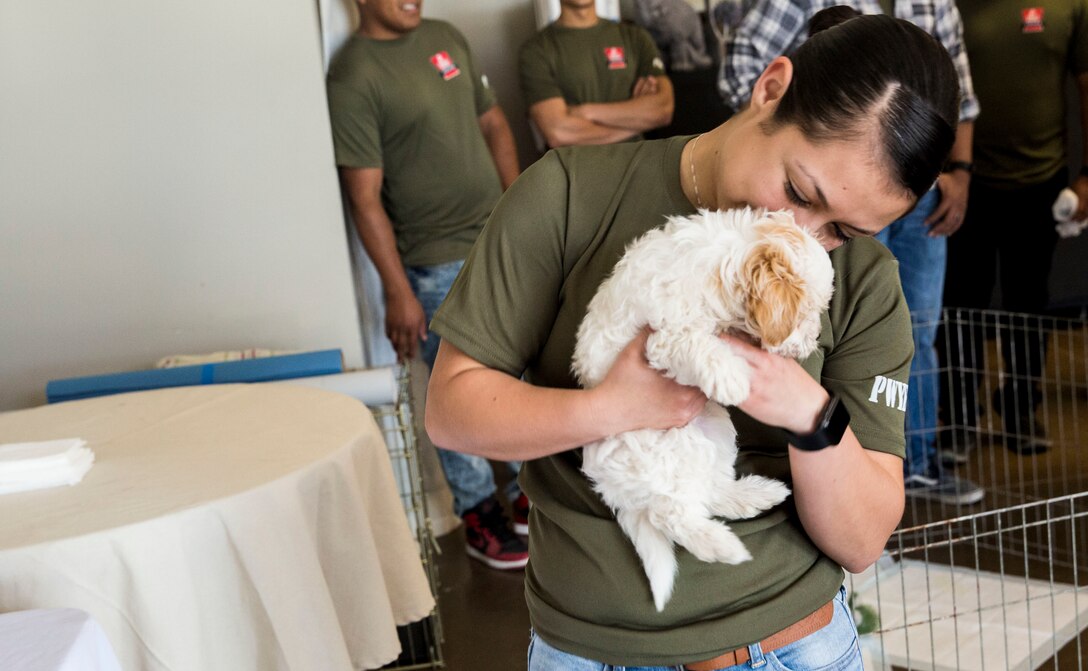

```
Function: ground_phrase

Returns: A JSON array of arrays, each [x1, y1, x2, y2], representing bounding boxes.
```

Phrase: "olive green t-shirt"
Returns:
[[326, 20, 502, 266], [959, 0, 1088, 187], [519, 19, 666, 109], [431, 136, 912, 666]]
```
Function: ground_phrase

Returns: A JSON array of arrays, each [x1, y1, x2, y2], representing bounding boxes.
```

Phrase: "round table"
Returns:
[[0, 384, 435, 670]]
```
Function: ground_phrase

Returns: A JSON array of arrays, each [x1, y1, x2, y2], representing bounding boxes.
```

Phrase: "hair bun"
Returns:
[[808, 5, 863, 36]]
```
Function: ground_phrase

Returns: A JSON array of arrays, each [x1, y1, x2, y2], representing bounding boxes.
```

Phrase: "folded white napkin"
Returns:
[[0, 439, 94, 495]]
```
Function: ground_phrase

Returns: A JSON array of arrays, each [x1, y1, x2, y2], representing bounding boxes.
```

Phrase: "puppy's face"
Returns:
[[728, 210, 834, 359]]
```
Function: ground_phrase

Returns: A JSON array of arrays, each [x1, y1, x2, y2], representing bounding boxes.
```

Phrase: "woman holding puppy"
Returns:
[[426, 10, 959, 671]]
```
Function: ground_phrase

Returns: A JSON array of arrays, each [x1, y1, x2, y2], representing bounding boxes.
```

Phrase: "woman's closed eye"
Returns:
[[786, 181, 850, 242], [784, 180, 811, 208]]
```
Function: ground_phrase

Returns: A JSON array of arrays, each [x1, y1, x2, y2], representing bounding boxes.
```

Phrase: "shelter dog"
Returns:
[[572, 207, 834, 611]]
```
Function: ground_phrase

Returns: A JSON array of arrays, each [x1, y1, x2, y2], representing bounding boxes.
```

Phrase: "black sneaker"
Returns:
[[462, 496, 529, 570], [992, 388, 1051, 455], [937, 429, 977, 467], [1004, 424, 1052, 455], [905, 472, 985, 506]]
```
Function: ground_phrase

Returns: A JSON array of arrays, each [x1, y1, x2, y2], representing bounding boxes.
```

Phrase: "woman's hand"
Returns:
[[715, 333, 905, 571], [592, 328, 707, 436], [716, 333, 829, 434]]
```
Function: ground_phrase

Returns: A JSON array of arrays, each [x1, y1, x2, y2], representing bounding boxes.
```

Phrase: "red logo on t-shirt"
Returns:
[[430, 51, 462, 80], [604, 46, 627, 70], [1021, 7, 1044, 33]]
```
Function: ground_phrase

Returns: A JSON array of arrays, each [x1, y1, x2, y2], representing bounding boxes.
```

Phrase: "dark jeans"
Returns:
[[939, 170, 1064, 425]]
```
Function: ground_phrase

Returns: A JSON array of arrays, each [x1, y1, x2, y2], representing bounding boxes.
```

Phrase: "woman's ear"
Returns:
[[750, 56, 794, 112]]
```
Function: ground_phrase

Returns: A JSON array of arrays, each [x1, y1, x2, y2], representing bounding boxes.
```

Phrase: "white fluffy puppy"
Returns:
[[572, 207, 834, 611]]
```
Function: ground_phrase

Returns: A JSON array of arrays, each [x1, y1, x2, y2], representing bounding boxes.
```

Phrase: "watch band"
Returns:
[[782, 393, 850, 451], [944, 160, 973, 174]]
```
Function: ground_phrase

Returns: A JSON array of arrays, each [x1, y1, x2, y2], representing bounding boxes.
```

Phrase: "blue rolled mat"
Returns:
[[46, 349, 344, 403]]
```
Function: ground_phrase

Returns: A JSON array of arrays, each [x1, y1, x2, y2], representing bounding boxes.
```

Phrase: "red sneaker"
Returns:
[[462, 496, 528, 570], [511, 492, 530, 535]]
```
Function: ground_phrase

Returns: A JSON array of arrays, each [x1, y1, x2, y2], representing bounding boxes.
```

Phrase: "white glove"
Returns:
[[1053, 188, 1088, 238]]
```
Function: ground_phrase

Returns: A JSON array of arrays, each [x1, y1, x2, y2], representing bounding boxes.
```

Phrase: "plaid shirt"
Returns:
[[719, 0, 979, 123]]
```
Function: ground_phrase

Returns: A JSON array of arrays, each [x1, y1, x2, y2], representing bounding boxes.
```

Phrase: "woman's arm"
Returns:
[[718, 334, 905, 573], [425, 331, 707, 461]]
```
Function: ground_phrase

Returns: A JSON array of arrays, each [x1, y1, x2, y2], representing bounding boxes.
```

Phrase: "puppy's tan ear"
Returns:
[[742, 240, 805, 347]]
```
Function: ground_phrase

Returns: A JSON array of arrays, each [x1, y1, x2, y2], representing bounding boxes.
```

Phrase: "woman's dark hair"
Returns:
[[807, 5, 861, 37], [765, 9, 960, 200]]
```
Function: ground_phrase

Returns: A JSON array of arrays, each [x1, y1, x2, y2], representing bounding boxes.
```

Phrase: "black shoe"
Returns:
[[937, 429, 977, 467], [1004, 426, 1052, 455], [992, 388, 1051, 455], [905, 471, 985, 506]]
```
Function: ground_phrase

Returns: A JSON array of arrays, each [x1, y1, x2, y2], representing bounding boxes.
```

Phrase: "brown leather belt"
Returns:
[[684, 601, 835, 671]]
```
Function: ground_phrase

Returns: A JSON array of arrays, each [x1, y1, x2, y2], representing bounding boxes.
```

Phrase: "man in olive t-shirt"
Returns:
[[519, 0, 674, 149], [431, 137, 913, 665], [942, 0, 1088, 455], [325, 0, 528, 570]]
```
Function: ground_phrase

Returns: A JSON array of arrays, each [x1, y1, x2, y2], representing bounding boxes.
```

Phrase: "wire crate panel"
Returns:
[[369, 365, 445, 670], [849, 494, 1088, 670], [904, 308, 1088, 524]]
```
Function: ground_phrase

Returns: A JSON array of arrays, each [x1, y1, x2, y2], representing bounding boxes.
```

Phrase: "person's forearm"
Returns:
[[425, 358, 620, 460], [928, 120, 973, 234], [575, 86, 674, 132], [1068, 73, 1088, 219], [350, 202, 414, 301], [1078, 73, 1088, 173], [949, 120, 973, 164], [789, 432, 904, 572], [537, 113, 640, 147], [479, 106, 521, 190]]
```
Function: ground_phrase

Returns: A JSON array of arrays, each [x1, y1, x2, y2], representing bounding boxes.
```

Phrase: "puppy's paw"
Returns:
[[685, 525, 752, 565], [712, 476, 791, 519], [703, 365, 751, 407]]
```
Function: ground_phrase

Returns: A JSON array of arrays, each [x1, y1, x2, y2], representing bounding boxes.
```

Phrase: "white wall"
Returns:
[[426, 0, 543, 167], [0, 0, 365, 411]]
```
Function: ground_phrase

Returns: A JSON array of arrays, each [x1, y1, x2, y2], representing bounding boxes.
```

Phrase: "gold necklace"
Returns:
[[689, 134, 705, 209]]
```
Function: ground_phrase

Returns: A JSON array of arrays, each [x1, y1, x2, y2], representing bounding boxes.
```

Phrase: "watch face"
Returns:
[[787, 394, 850, 451]]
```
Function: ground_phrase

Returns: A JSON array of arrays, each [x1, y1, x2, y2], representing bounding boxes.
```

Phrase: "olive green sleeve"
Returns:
[[519, 34, 564, 106], [431, 151, 572, 376], [326, 82, 383, 169], [630, 25, 666, 78], [822, 242, 913, 458]]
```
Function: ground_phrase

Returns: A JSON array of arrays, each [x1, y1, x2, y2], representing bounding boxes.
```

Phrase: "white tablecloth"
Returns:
[[0, 384, 435, 671], [0, 608, 122, 671]]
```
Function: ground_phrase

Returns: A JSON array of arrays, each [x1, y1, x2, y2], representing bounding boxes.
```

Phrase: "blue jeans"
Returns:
[[874, 188, 944, 478], [405, 260, 520, 515], [527, 586, 862, 670]]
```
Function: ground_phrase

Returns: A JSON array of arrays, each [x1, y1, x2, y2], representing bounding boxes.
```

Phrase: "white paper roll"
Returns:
[[276, 367, 399, 407]]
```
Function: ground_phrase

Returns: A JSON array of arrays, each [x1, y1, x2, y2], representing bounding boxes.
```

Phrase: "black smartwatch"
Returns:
[[782, 393, 850, 451]]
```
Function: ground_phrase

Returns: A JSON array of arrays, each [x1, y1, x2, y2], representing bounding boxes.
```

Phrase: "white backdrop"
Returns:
[[0, 0, 366, 411]]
